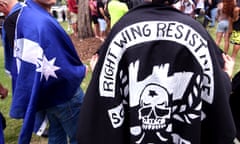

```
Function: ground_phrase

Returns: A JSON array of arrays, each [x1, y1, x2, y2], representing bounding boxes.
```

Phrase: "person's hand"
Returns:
[[222, 53, 235, 78], [0, 84, 8, 99], [90, 54, 99, 71]]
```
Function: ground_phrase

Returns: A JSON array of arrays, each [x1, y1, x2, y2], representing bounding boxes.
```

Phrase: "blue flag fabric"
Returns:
[[13, 0, 86, 143], [0, 116, 4, 144]]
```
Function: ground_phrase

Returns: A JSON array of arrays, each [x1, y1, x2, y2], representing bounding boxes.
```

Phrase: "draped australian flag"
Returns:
[[13, 0, 86, 143]]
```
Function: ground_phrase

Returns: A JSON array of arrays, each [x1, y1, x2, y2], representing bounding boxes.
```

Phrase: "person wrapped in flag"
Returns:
[[11, 0, 86, 143], [77, 0, 236, 143]]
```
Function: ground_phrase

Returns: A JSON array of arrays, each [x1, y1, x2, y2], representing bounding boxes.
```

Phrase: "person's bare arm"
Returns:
[[233, 6, 240, 22], [222, 53, 235, 78], [99, 7, 108, 21]]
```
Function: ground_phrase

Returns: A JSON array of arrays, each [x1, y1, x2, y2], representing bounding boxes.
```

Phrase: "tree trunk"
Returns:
[[78, 0, 94, 39]]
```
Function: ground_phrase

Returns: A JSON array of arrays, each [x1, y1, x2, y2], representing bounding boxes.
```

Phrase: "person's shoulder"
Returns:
[[20, 7, 52, 25]]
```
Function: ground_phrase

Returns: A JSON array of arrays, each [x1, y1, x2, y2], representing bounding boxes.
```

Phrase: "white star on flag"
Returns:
[[15, 38, 61, 81], [36, 56, 60, 81]]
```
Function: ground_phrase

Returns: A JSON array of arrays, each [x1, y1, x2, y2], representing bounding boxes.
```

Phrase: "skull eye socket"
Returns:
[[139, 106, 170, 117], [139, 106, 152, 117], [155, 107, 170, 117]]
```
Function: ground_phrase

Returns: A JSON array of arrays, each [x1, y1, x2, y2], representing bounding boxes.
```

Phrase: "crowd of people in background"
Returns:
[[86, 0, 240, 69], [47, 0, 240, 63], [88, 0, 129, 41], [174, 0, 240, 64], [87, 0, 240, 58]]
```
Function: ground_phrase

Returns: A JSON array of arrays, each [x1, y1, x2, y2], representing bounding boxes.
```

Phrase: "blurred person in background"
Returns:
[[181, 0, 195, 18], [107, 0, 129, 28], [89, 0, 100, 39], [67, 0, 78, 36], [208, 0, 220, 27], [230, 5, 240, 60], [97, 0, 109, 41], [215, 0, 236, 54]]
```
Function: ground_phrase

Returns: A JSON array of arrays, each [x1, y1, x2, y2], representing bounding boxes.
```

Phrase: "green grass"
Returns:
[[206, 25, 240, 75], [0, 43, 22, 143], [0, 22, 239, 143]]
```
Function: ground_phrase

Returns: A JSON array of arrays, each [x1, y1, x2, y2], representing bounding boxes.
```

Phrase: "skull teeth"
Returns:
[[142, 123, 166, 130], [142, 118, 166, 130]]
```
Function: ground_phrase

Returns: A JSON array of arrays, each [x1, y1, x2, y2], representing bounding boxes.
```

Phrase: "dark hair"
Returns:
[[222, 0, 235, 18]]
